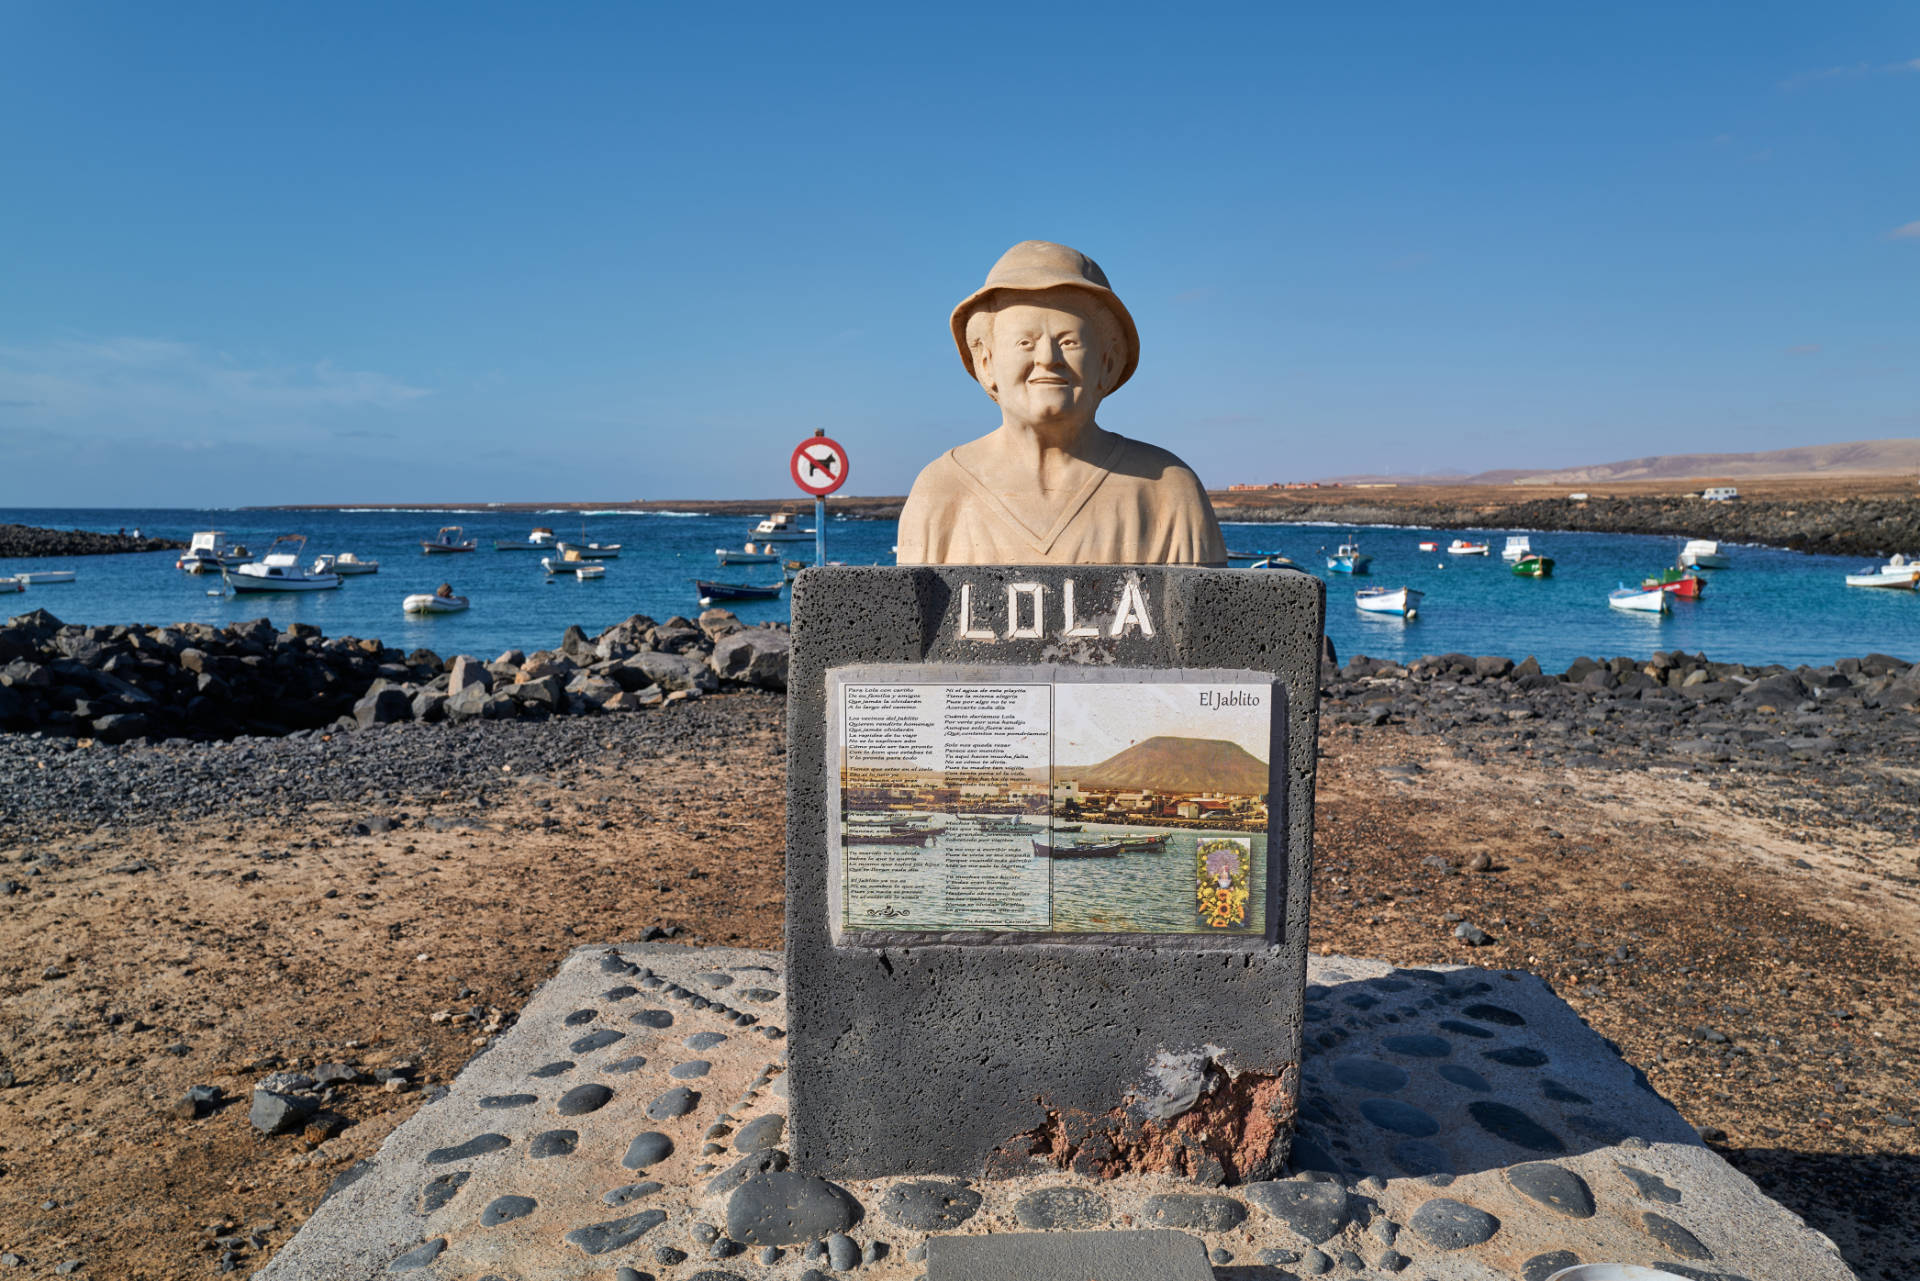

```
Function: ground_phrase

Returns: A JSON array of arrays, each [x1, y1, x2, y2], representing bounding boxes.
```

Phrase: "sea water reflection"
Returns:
[[842, 816, 1267, 935]]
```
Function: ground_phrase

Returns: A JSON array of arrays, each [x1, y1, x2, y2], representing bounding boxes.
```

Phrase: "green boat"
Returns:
[[1511, 554, 1554, 578]]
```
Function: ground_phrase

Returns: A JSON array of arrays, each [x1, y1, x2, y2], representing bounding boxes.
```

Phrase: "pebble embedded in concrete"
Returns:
[[1409, 1197, 1501, 1249]]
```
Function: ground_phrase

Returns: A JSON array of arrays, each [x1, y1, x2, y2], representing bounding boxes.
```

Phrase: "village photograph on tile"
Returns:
[[833, 668, 1270, 936], [1049, 679, 1268, 935]]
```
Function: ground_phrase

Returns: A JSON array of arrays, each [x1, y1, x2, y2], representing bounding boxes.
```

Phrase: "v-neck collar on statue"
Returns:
[[943, 433, 1124, 556]]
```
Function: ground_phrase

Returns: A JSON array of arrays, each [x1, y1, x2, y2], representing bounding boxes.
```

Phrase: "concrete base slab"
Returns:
[[259, 946, 1855, 1281], [924, 1229, 1211, 1281]]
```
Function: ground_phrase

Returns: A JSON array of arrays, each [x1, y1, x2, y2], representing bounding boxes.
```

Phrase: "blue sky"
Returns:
[[1, 3, 1915, 506]]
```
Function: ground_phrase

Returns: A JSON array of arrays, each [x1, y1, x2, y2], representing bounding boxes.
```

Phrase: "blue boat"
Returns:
[[1326, 536, 1372, 575]]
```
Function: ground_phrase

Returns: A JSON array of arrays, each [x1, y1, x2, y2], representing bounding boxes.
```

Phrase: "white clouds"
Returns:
[[0, 336, 429, 428], [1889, 220, 1920, 240], [1780, 58, 1920, 90]]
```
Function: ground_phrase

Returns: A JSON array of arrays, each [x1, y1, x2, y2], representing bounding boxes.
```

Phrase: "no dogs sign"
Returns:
[[791, 433, 849, 497]]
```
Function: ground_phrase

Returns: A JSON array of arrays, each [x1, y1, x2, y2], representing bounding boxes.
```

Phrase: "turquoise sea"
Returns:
[[1, 507, 1916, 669]]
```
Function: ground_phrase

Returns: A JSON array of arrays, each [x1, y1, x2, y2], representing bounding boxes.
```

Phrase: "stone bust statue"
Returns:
[[895, 240, 1228, 566]]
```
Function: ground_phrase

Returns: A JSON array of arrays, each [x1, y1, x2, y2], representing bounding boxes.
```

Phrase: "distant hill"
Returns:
[[1496, 438, 1920, 485], [1312, 438, 1920, 487], [1057, 735, 1268, 795]]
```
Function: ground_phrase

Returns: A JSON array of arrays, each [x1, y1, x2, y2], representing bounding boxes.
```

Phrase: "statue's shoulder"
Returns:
[[1105, 434, 1209, 493], [902, 449, 969, 511]]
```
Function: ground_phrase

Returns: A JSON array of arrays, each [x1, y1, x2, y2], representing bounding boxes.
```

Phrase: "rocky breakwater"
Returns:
[[0, 607, 790, 744], [1213, 494, 1920, 558], [0, 522, 184, 557], [1323, 646, 1920, 778]]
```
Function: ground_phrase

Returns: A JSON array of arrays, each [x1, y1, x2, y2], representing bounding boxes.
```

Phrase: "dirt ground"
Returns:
[[0, 697, 1915, 1279]]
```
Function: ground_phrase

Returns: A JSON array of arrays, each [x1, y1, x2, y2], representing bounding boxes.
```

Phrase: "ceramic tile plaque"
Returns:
[[828, 665, 1278, 940]]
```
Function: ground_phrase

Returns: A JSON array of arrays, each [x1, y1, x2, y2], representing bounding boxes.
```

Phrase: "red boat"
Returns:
[[1642, 567, 1706, 598]]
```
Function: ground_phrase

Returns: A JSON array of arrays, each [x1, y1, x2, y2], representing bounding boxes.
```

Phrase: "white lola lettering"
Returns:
[[955, 576, 1156, 642]]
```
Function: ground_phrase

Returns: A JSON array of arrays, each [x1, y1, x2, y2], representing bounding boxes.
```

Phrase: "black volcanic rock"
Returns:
[[0, 523, 184, 557]]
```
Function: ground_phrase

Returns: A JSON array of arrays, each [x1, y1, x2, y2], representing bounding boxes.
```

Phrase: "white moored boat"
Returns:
[[1678, 539, 1729, 569], [225, 536, 341, 592], [750, 513, 817, 542], [403, 593, 470, 614], [1846, 558, 1920, 589], [1501, 536, 1532, 562], [555, 540, 621, 560], [0, 577, 22, 594], [13, 570, 75, 585], [176, 530, 250, 573], [1355, 586, 1422, 618], [315, 553, 379, 576], [1608, 583, 1669, 613], [495, 527, 558, 551], [1447, 539, 1491, 556]]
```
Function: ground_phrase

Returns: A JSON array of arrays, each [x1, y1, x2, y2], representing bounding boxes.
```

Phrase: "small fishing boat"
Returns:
[[1325, 537, 1372, 575], [176, 530, 250, 573], [541, 550, 606, 575], [421, 525, 477, 554], [494, 527, 557, 551], [315, 553, 379, 576], [1227, 549, 1287, 563], [1511, 554, 1555, 578], [0, 577, 22, 594], [783, 558, 810, 581], [1110, 833, 1171, 852], [1678, 539, 1729, 569], [1447, 539, 1491, 556], [1417, 541, 1438, 552], [1248, 555, 1297, 570], [1608, 583, 1669, 614], [572, 564, 606, 581], [555, 540, 622, 560], [1501, 536, 1532, 562], [695, 578, 783, 604], [750, 513, 817, 542], [1031, 836, 1122, 859], [13, 570, 76, 585], [1642, 567, 1705, 598], [225, 535, 341, 592], [717, 544, 782, 565], [1355, 586, 1421, 617], [1845, 564, 1920, 589], [1050, 823, 1084, 833], [403, 592, 470, 614]]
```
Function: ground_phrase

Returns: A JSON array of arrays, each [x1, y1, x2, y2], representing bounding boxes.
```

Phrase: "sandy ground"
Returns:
[[0, 695, 1915, 1279]]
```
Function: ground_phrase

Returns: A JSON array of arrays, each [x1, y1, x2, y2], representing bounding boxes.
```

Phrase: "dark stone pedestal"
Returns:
[[785, 565, 1324, 1182]]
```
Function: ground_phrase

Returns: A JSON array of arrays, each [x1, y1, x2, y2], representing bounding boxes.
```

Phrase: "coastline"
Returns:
[[239, 475, 1920, 558]]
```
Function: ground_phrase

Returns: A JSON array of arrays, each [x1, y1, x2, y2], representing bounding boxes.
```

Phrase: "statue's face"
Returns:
[[983, 296, 1113, 427]]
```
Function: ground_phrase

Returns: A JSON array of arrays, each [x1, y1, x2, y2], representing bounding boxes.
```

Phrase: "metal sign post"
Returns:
[[789, 431, 850, 567]]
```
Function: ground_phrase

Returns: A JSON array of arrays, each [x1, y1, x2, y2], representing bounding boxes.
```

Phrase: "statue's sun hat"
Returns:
[[950, 240, 1140, 391]]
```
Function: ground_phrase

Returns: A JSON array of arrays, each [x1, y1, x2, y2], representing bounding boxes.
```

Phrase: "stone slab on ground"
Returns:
[[258, 945, 1855, 1281]]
